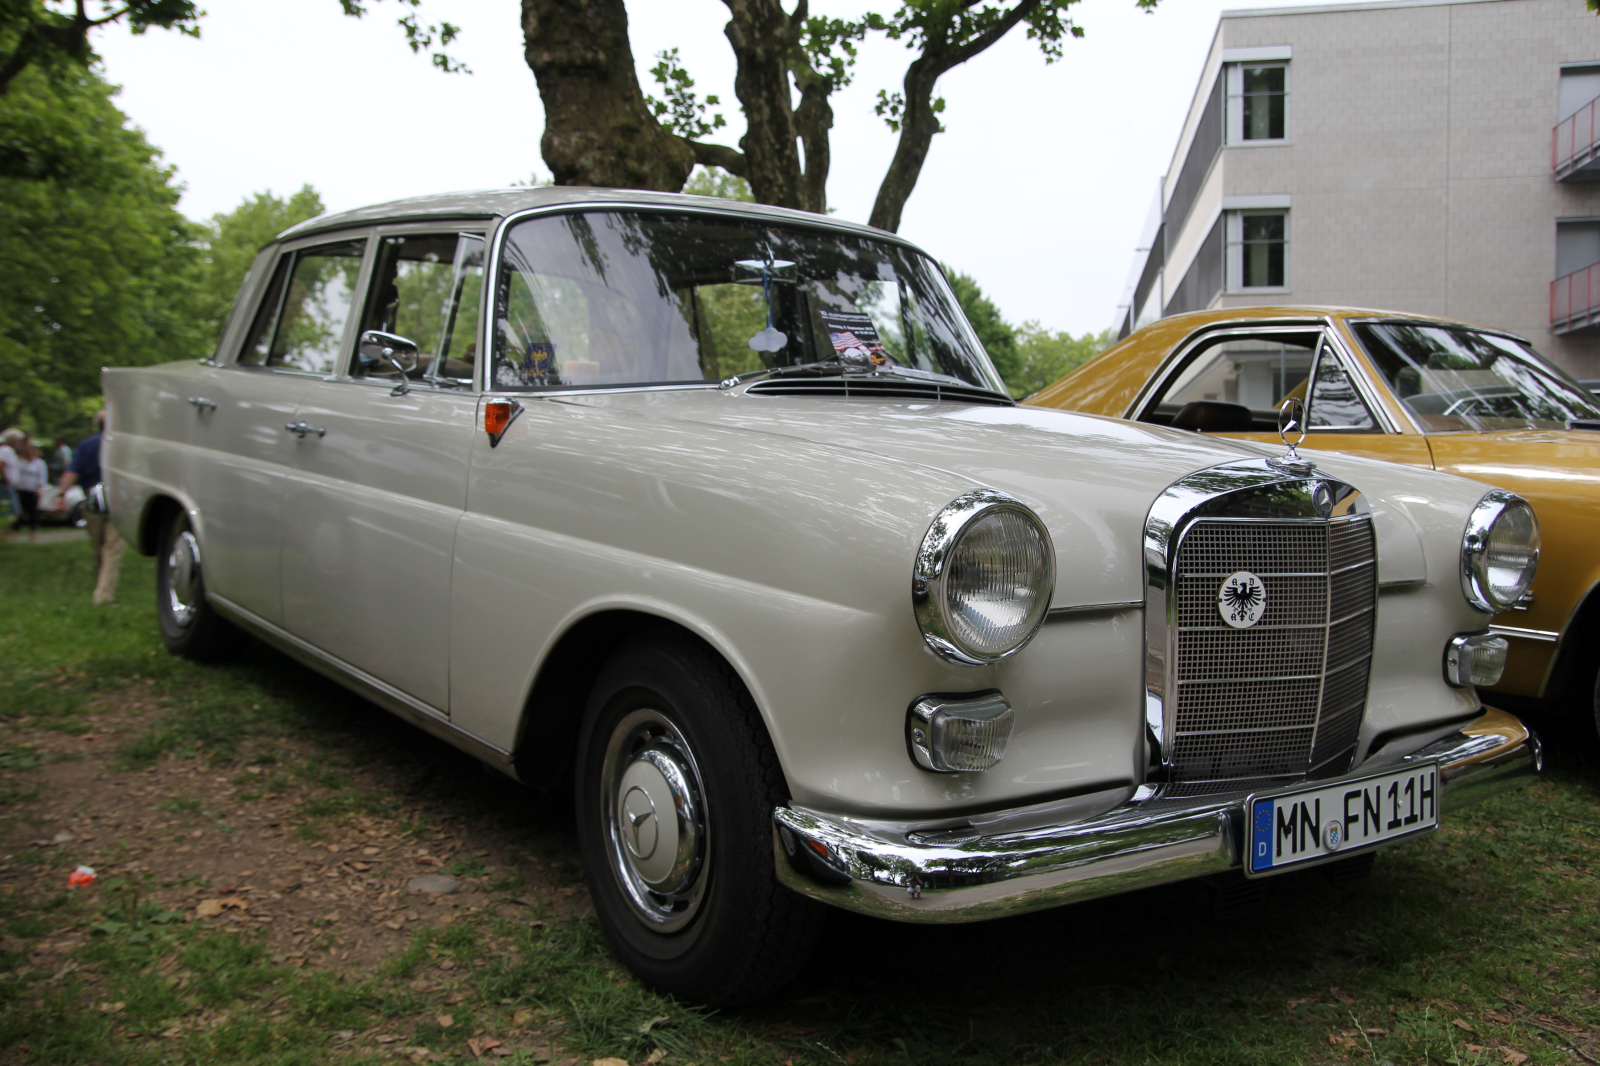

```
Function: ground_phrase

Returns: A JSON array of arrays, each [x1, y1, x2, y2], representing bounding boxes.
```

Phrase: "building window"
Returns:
[[1227, 63, 1288, 143], [1556, 218, 1600, 279], [1226, 211, 1288, 291]]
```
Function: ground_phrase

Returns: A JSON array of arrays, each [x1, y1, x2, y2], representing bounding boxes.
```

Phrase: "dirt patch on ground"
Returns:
[[0, 678, 601, 1063]]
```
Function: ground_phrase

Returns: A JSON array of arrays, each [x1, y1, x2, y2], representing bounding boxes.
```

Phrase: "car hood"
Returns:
[[556, 390, 1465, 608]]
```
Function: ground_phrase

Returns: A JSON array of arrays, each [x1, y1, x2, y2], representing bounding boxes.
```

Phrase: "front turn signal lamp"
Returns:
[[484, 398, 523, 447], [906, 692, 1014, 773], [1444, 632, 1510, 688], [1460, 490, 1539, 613]]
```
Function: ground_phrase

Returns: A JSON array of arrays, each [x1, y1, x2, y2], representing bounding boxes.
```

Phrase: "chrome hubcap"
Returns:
[[601, 708, 708, 931], [166, 530, 202, 628]]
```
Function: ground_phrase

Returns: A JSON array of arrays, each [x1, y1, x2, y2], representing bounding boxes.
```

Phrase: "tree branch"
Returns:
[[868, 0, 1045, 232], [682, 138, 749, 177], [927, 0, 1041, 77]]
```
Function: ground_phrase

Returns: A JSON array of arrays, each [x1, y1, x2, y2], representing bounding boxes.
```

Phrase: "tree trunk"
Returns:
[[792, 66, 832, 213], [721, 0, 807, 210], [868, 57, 941, 233], [521, 0, 693, 191]]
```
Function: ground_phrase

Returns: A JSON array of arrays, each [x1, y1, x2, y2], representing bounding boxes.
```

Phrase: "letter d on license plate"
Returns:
[[1246, 763, 1439, 877]]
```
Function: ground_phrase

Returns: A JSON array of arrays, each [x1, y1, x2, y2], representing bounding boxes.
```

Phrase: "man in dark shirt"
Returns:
[[55, 411, 122, 605]]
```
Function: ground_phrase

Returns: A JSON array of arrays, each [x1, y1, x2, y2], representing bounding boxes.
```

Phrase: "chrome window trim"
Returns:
[[228, 228, 377, 375], [1124, 319, 1330, 423], [352, 223, 489, 388], [1124, 319, 1399, 436], [481, 200, 1001, 397], [912, 489, 1056, 666], [1141, 457, 1369, 771], [1313, 330, 1399, 435], [1459, 489, 1540, 614]]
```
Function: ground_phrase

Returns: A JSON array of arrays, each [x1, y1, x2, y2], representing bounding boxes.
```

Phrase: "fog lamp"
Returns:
[[1444, 632, 1510, 688], [906, 692, 1013, 773]]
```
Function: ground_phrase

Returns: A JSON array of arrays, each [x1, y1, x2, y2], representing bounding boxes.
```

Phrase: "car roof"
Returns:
[[1148, 305, 1527, 341], [275, 186, 910, 248]]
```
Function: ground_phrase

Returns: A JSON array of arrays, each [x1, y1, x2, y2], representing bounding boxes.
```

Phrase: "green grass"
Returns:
[[4, 539, 1600, 1065]]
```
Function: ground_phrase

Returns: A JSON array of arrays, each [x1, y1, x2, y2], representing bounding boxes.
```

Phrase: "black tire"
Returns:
[[575, 629, 823, 1006], [156, 512, 246, 662]]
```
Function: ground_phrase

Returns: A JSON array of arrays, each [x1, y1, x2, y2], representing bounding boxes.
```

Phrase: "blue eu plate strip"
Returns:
[[1251, 799, 1275, 873]]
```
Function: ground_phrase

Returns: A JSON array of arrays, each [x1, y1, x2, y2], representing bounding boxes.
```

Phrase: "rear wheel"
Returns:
[[156, 512, 246, 661], [575, 630, 823, 1006]]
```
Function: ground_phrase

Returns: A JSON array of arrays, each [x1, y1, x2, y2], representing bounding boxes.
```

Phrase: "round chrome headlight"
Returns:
[[913, 490, 1056, 665], [1460, 489, 1539, 613]]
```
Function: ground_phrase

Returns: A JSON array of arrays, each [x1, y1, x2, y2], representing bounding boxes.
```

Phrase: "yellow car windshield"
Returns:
[[1352, 321, 1600, 432]]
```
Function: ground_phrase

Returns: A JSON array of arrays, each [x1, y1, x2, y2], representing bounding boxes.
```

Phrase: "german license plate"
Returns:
[[1246, 763, 1439, 877]]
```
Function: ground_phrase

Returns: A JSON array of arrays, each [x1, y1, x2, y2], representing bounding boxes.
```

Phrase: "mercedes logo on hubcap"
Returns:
[[621, 785, 659, 859]]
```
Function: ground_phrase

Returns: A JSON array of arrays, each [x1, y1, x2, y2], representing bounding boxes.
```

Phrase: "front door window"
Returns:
[[1143, 330, 1378, 434], [355, 232, 486, 387]]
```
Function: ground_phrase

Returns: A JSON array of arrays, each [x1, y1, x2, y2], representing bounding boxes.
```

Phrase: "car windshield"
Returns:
[[1352, 321, 1600, 432], [490, 210, 1004, 393]]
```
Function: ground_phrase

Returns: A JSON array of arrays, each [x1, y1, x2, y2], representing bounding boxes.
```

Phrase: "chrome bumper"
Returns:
[[773, 708, 1539, 923]]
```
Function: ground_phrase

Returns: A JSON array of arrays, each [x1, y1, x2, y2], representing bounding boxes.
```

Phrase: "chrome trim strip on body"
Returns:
[[1046, 601, 1144, 619], [1378, 578, 1426, 590], [1141, 457, 1369, 770], [207, 594, 517, 772], [1489, 624, 1560, 643], [772, 708, 1538, 923]]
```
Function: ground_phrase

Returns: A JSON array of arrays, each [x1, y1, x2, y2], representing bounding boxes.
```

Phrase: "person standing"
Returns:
[[48, 435, 72, 483], [11, 442, 47, 543], [0, 428, 22, 534], [55, 412, 121, 605]]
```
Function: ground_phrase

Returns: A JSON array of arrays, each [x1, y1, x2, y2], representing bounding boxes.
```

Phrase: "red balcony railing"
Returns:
[[1554, 96, 1600, 180], [1551, 263, 1600, 334]]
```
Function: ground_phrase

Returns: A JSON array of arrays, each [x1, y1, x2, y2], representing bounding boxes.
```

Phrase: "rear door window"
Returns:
[[237, 238, 368, 375]]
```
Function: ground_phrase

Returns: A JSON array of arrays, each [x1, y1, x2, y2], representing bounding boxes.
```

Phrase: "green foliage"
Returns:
[[943, 267, 1017, 378], [1009, 321, 1114, 399], [646, 48, 724, 141], [0, 67, 207, 439], [944, 265, 1110, 398], [682, 166, 752, 201], [0, 0, 202, 96], [335, 0, 468, 73], [194, 185, 324, 347]]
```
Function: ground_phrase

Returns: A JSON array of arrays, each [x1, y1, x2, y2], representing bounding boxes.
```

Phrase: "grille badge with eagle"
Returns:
[[1218, 570, 1268, 628]]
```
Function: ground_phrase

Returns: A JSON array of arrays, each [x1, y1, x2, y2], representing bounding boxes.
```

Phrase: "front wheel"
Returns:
[[575, 630, 823, 1006], [156, 512, 246, 662]]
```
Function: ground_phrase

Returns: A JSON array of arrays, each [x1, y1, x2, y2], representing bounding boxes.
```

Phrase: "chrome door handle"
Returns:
[[187, 396, 217, 411], [284, 421, 325, 439]]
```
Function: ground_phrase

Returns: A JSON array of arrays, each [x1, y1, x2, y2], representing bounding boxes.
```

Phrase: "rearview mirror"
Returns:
[[733, 259, 796, 285], [358, 330, 420, 395]]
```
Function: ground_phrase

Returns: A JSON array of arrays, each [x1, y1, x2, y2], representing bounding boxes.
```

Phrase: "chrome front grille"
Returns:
[[1168, 516, 1377, 787]]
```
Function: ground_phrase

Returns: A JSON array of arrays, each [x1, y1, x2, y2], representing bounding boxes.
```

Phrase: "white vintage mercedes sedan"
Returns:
[[103, 189, 1541, 1005]]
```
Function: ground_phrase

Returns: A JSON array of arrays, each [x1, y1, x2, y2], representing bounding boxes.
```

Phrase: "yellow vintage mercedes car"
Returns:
[[1028, 307, 1600, 725]]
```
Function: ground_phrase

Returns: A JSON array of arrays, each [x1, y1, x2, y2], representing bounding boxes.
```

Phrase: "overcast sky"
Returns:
[[92, 0, 1291, 336]]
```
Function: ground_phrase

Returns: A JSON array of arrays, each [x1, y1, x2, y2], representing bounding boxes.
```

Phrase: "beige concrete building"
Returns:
[[1113, 0, 1600, 376]]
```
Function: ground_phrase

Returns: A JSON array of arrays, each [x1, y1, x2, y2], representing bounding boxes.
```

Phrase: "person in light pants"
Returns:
[[55, 412, 122, 605]]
